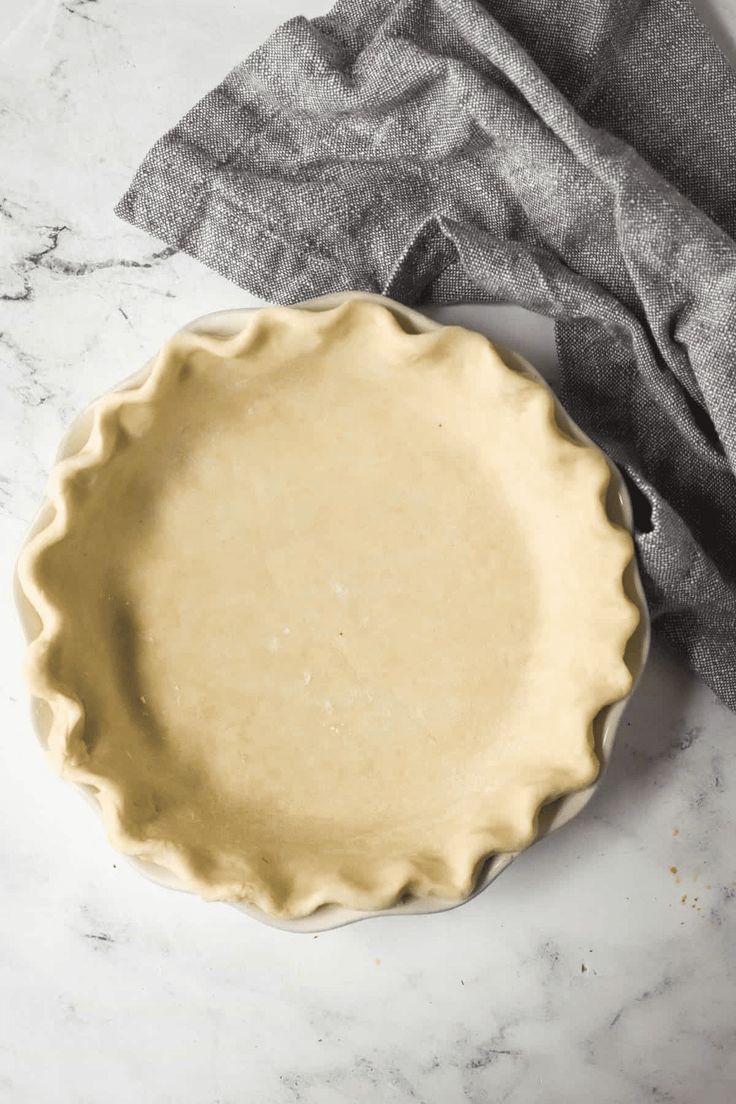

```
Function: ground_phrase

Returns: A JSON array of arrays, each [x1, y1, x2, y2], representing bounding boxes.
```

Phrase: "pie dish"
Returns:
[[17, 293, 647, 928]]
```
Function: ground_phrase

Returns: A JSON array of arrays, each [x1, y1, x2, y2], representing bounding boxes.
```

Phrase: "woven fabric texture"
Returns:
[[117, 0, 736, 708]]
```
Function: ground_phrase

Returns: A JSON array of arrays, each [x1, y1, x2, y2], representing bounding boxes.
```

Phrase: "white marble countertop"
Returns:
[[1, 2, 735, 1101]]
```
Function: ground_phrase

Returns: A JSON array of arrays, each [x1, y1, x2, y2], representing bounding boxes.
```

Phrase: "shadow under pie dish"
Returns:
[[16, 293, 648, 930]]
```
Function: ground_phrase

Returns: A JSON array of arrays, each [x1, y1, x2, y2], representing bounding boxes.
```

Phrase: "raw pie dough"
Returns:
[[19, 300, 638, 918]]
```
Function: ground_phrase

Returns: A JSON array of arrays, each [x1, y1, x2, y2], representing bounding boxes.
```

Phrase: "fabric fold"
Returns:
[[117, 0, 736, 708]]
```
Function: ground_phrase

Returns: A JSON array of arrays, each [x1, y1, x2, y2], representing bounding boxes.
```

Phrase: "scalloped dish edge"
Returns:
[[15, 293, 650, 929]]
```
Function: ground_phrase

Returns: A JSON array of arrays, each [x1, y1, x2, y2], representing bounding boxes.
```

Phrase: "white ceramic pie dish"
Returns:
[[16, 291, 650, 932]]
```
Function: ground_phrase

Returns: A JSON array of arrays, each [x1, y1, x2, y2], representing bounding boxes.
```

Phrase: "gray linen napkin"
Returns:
[[117, 0, 736, 709]]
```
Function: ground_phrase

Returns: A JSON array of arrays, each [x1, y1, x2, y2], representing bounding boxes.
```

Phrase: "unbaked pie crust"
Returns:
[[18, 299, 638, 918]]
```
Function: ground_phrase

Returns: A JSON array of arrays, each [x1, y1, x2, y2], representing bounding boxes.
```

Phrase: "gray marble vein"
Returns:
[[1, 2, 735, 1103]]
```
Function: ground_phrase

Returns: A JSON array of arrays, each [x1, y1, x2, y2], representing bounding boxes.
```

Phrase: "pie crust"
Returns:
[[18, 299, 639, 918]]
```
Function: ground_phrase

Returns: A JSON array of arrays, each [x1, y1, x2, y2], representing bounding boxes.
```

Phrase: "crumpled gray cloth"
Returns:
[[117, 0, 736, 709]]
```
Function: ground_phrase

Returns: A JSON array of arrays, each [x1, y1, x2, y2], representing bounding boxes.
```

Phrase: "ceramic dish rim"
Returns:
[[15, 290, 650, 932]]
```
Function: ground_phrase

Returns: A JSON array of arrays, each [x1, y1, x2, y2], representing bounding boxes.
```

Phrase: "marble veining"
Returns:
[[1, 2, 735, 1102]]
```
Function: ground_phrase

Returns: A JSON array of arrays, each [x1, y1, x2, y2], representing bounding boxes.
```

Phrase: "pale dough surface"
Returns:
[[20, 301, 638, 917]]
